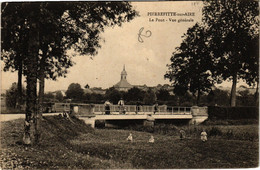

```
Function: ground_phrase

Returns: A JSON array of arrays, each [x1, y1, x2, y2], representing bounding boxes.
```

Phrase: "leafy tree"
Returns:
[[237, 89, 255, 106], [206, 89, 215, 105], [165, 23, 214, 105], [66, 83, 84, 101], [240, 37, 259, 105], [43, 92, 55, 102], [176, 92, 193, 106], [156, 89, 170, 101], [207, 88, 230, 106], [55, 91, 64, 102], [1, 3, 29, 109], [89, 93, 104, 103], [1, 2, 137, 144], [5, 82, 26, 108], [125, 87, 145, 102], [105, 87, 122, 104], [202, 0, 259, 106], [143, 88, 157, 105], [83, 93, 91, 102]]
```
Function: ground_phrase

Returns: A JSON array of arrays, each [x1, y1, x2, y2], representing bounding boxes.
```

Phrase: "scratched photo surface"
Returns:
[[1, 1, 259, 169]]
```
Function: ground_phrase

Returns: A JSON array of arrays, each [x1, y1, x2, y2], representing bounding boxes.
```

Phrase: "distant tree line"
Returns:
[[12, 82, 250, 107], [4, 81, 257, 110]]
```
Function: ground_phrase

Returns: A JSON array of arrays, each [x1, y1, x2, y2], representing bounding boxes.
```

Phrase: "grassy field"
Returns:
[[0, 116, 258, 169]]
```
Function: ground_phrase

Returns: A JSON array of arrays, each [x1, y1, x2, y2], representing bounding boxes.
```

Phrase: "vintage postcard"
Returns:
[[1, 1, 259, 169]]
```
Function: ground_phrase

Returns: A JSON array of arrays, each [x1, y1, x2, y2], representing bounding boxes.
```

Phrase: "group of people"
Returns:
[[126, 130, 207, 143], [104, 98, 159, 115], [179, 129, 208, 142], [104, 98, 126, 115], [127, 133, 155, 143]]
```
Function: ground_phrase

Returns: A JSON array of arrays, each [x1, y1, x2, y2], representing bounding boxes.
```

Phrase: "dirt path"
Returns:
[[0, 113, 60, 122]]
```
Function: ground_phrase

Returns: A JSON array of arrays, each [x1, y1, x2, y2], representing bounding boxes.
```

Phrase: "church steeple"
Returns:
[[121, 64, 127, 80], [114, 64, 133, 91]]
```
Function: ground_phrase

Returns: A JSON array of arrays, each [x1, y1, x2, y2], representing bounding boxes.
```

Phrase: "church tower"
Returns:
[[121, 65, 127, 80], [114, 65, 133, 91]]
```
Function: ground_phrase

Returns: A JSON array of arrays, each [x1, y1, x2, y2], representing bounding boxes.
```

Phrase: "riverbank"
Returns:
[[0, 116, 258, 169]]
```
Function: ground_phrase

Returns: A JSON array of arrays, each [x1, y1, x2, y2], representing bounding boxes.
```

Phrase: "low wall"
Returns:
[[191, 106, 208, 116], [72, 104, 95, 117], [190, 106, 208, 125]]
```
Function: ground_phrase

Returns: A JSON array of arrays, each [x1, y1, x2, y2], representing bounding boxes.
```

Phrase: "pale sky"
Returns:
[[0, 1, 246, 92]]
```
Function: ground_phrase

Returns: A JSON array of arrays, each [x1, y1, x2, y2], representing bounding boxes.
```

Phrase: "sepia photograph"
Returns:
[[0, 1, 259, 169]]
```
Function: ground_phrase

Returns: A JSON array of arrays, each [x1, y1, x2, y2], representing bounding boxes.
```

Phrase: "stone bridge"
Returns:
[[62, 104, 208, 128]]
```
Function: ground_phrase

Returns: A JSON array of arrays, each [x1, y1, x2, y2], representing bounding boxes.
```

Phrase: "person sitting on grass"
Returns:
[[179, 129, 186, 140], [127, 133, 133, 142], [201, 129, 207, 142], [148, 135, 154, 143]]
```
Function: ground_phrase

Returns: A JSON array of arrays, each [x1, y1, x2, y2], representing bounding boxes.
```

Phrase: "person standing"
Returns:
[[153, 102, 159, 114], [136, 100, 142, 114], [104, 100, 111, 115], [118, 98, 125, 114]]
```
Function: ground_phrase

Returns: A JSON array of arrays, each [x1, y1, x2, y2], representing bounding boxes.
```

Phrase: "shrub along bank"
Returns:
[[208, 106, 258, 120]]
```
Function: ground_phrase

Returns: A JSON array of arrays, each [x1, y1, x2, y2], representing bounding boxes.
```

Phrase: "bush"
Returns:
[[208, 127, 222, 136], [202, 119, 258, 125], [5, 82, 26, 109], [208, 106, 258, 120]]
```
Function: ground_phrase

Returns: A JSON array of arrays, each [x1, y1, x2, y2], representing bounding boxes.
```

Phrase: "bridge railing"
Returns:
[[93, 104, 191, 115], [47, 102, 210, 117], [51, 103, 71, 112], [47, 103, 209, 117]]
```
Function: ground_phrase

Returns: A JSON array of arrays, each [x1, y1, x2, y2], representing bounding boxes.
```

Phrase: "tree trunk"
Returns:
[[38, 70, 45, 116], [255, 81, 259, 106], [196, 89, 201, 106], [17, 60, 23, 109], [36, 70, 44, 143], [23, 21, 40, 145], [230, 74, 237, 107], [38, 51, 47, 116], [38, 46, 48, 129], [192, 93, 196, 105]]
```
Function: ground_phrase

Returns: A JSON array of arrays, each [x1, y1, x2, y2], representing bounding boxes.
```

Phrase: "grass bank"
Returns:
[[0, 116, 259, 169], [128, 122, 259, 141]]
